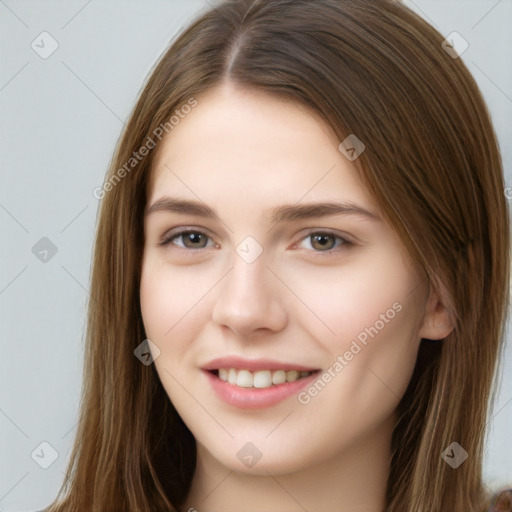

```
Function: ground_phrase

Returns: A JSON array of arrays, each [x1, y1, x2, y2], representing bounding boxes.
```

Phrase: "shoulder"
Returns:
[[485, 487, 512, 512]]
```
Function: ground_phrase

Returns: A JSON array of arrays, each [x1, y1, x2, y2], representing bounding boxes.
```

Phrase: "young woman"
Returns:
[[44, 0, 510, 511]]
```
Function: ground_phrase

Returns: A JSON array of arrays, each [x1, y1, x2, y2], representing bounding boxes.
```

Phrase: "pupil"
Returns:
[[187, 233, 204, 247]]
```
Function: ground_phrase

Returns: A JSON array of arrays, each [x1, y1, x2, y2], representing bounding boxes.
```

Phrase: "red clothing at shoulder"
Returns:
[[485, 488, 512, 511]]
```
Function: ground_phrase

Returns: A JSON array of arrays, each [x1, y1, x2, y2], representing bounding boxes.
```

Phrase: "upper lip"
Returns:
[[201, 356, 320, 372]]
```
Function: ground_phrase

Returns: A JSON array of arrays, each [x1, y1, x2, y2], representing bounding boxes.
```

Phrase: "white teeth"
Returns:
[[228, 368, 237, 385], [236, 369, 254, 388], [286, 370, 299, 382], [216, 368, 313, 389], [272, 370, 286, 385], [253, 370, 272, 388]]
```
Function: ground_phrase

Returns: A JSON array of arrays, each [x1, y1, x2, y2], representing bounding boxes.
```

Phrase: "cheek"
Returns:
[[287, 248, 424, 411], [140, 260, 172, 340], [285, 247, 423, 347], [139, 257, 208, 413], [139, 256, 206, 361], [140, 253, 211, 335]]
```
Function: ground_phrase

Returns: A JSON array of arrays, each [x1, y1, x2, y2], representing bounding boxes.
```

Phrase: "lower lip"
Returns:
[[203, 370, 320, 410]]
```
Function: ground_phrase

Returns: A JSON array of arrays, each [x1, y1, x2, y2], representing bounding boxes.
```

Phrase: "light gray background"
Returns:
[[1, 1, 511, 510]]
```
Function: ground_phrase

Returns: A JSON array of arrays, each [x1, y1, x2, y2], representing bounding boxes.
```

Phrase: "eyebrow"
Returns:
[[145, 197, 381, 223]]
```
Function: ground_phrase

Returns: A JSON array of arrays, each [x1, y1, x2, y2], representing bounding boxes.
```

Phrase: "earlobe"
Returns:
[[417, 283, 455, 341]]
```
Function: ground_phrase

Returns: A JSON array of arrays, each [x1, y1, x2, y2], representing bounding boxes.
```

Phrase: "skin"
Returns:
[[140, 82, 454, 512]]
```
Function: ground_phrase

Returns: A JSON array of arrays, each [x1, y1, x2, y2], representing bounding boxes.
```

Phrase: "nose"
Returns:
[[211, 253, 288, 338]]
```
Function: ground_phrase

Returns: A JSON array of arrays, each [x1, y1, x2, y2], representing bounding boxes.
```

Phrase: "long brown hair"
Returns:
[[44, 1, 510, 510]]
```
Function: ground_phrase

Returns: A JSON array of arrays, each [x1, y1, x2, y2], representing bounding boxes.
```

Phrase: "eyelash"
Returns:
[[157, 228, 353, 257]]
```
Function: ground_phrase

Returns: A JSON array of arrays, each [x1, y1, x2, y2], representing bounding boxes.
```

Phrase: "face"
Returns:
[[140, 83, 441, 476]]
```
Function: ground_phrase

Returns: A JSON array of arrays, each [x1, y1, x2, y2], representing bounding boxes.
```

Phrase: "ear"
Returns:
[[417, 282, 455, 341]]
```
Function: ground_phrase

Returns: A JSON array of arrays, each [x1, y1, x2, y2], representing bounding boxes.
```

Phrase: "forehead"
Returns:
[[148, 84, 373, 211]]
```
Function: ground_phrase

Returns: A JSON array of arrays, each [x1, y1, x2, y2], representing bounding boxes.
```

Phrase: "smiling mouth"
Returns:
[[209, 368, 319, 389]]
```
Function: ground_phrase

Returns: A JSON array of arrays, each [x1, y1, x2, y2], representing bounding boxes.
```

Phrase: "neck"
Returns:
[[181, 414, 394, 512]]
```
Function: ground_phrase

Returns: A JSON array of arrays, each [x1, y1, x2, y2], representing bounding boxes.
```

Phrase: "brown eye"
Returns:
[[295, 231, 352, 256], [310, 233, 337, 251], [159, 230, 214, 249], [180, 232, 209, 248]]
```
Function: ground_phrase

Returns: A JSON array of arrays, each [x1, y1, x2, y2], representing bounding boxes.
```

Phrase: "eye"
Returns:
[[296, 231, 351, 253], [158, 229, 216, 250]]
